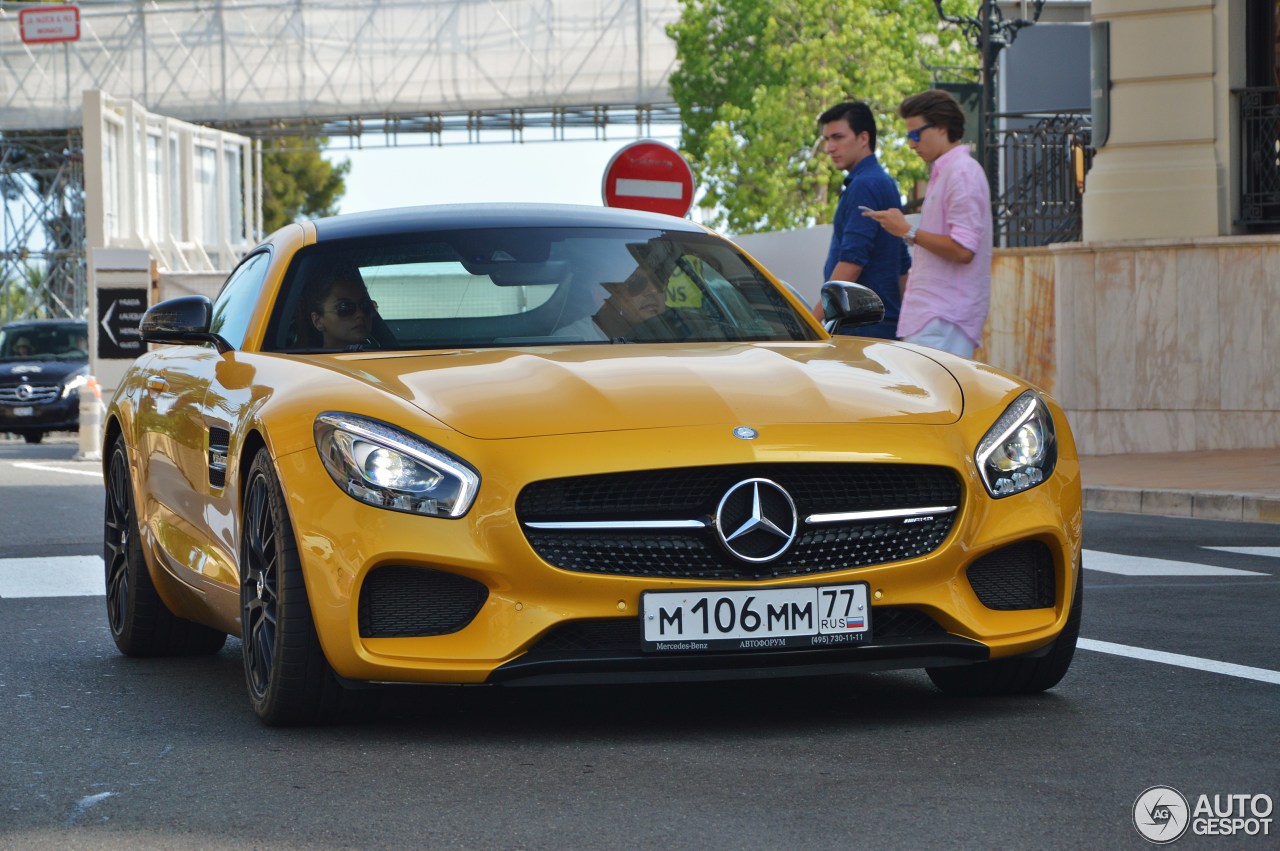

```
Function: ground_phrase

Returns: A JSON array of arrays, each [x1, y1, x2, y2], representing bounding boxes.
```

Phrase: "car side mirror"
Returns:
[[140, 296, 232, 353], [820, 281, 885, 335]]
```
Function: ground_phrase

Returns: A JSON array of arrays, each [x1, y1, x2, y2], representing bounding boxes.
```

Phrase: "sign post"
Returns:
[[87, 248, 154, 402], [602, 140, 695, 218]]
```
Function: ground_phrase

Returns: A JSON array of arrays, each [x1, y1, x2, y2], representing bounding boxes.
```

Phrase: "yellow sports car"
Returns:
[[103, 204, 1082, 725]]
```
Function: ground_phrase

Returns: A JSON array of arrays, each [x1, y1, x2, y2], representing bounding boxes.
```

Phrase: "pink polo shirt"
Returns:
[[897, 144, 992, 346]]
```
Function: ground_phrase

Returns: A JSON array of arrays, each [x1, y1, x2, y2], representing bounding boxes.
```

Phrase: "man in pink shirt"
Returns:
[[863, 89, 992, 359]]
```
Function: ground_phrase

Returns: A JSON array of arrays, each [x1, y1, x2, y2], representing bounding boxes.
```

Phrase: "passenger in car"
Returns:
[[558, 265, 671, 341], [12, 337, 34, 357], [62, 333, 88, 356], [297, 263, 381, 350]]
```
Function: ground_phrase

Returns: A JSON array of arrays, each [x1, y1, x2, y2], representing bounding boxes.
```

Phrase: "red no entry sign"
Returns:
[[601, 140, 695, 218]]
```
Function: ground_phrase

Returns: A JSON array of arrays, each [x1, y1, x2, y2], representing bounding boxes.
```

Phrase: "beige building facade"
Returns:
[[992, 0, 1280, 455]]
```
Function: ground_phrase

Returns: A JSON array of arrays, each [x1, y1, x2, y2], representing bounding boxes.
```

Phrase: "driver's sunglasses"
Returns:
[[906, 122, 936, 144], [611, 273, 662, 297], [330, 297, 377, 318]]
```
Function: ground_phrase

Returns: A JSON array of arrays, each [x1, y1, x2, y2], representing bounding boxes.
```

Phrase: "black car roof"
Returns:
[[310, 203, 709, 242]]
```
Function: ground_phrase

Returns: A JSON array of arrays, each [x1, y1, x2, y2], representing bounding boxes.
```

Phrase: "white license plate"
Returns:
[[642, 583, 870, 652], [13, 406, 34, 417]]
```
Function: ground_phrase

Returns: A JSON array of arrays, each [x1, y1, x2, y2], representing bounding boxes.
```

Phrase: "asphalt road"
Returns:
[[2, 435, 1277, 850]]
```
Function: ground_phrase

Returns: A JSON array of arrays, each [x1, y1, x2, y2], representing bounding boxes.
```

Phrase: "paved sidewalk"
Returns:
[[1080, 448, 1280, 524]]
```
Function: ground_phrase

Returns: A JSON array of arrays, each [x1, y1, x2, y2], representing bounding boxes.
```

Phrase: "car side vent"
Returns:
[[208, 427, 230, 488], [966, 541, 1055, 610], [358, 566, 488, 638]]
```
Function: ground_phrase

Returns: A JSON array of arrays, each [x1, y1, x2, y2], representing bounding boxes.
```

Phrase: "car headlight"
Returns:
[[314, 413, 480, 518], [61, 372, 89, 399], [975, 390, 1058, 498]]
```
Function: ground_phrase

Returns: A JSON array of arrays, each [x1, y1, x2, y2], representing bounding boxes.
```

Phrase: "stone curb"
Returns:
[[1084, 486, 1280, 524]]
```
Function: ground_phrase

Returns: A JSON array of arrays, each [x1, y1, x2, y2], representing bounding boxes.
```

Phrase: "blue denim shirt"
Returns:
[[824, 154, 910, 335]]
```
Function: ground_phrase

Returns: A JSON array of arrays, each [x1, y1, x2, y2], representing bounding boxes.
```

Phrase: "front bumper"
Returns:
[[484, 612, 993, 686], [0, 393, 79, 433], [274, 418, 1083, 686]]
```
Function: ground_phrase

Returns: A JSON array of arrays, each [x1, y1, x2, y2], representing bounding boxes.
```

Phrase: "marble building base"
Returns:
[[983, 236, 1280, 456]]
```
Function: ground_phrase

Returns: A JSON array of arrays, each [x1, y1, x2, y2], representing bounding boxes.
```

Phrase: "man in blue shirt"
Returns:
[[819, 101, 911, 339]]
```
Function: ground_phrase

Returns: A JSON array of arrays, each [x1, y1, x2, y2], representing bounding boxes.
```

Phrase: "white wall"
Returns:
[[733, 225, 833, 307]]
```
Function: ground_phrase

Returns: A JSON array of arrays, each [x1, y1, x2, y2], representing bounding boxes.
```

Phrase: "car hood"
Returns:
[[325, 342, 962, 440], [322, 341, 965, 440], [0, 359, 85, 384]]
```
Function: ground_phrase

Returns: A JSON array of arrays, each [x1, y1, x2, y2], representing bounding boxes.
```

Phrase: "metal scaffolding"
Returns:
[[0, 129, 85, 321], [0, 0, 679, 131], [0, 0, 681, 320]]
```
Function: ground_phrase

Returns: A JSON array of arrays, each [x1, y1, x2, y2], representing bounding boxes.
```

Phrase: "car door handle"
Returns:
[[145, 376, 168, 393]]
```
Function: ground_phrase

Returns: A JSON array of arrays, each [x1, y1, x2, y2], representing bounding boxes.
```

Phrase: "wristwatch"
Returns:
[[903, 224, 919, 245]]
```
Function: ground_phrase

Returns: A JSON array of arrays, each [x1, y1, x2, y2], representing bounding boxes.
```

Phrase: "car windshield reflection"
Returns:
[[265, 227, 818, 352]]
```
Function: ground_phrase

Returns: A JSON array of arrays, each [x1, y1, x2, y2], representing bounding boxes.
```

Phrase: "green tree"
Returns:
[[668, 0, 976, 234], [0, 264, 48, 324], [260, 138, 350, 233]]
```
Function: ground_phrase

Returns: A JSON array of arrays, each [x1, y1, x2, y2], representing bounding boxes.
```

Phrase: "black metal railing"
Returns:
[[1236, 87, 1280, 230], [988, 111, 1093, 247]]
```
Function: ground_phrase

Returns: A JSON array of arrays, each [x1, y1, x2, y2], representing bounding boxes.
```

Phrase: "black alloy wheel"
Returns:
[[103, 434, 226, 656], [240, 449, 351, 725], [103, 438, 135, 641]]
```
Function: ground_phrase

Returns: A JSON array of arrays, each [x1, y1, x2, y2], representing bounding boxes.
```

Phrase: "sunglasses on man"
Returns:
[[610, 272, 663, 298], [906, 122, 937, 144]]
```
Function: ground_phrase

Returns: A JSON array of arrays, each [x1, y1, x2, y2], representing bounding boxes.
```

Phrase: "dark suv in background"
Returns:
[[0, 319, 90, 444]]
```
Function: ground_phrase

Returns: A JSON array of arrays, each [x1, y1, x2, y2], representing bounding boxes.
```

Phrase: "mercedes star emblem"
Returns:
[[715, 478, 798, 563]]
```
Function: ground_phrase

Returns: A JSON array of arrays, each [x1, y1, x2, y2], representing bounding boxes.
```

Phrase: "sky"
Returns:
[[323, 130, 684, 216]]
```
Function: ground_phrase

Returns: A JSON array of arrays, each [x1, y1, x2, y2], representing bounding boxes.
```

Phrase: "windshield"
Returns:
[[0, 322, 89, 362], [264, 227, 818, 351]]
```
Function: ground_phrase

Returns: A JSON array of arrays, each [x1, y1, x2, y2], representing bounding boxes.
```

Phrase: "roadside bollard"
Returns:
[[73, 376, 103, 462]]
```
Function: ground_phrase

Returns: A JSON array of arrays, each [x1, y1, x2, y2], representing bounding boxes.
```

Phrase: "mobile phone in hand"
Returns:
[[858, 205, 874, 213]]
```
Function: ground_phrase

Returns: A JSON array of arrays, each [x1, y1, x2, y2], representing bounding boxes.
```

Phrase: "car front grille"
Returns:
[[357, 566, 488, 638], [966, 541, 1056, 610], [0, 383, 60, 405], [517, 463, 961, 580]]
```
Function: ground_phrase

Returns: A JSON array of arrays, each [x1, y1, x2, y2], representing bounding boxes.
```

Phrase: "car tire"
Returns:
[[24, 432, 43, 444], [240, 449, 355, 726], [104, 435, 228, 657], [926, 559, 1083, 697]]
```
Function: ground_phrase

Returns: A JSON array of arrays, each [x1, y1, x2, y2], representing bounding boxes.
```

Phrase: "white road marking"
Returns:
[[12, 461, 103, 479], [3, 554, 1276, 688], [1079, 639, 1280, 686], [1204, 546, 1280, 559], [1082, 549, 1267, 576], [65, 791, 116, 826], [0, 555, 104, 598]]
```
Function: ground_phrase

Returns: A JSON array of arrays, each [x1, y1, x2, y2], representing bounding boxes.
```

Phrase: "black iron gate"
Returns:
[[988, 110, 1093, 247], [1236, 87, 1280, 230]]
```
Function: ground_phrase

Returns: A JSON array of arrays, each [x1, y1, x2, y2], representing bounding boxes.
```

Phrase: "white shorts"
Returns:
[[901, 317, 977, 359]]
